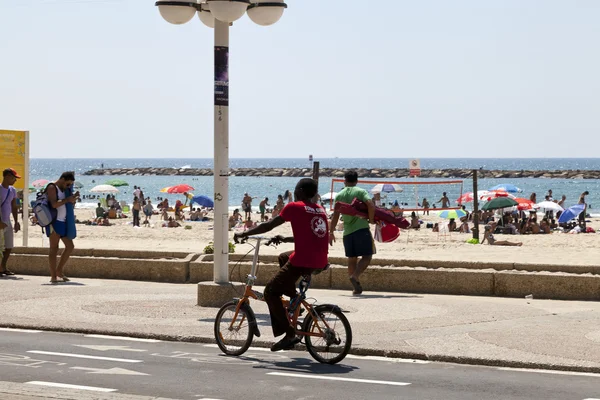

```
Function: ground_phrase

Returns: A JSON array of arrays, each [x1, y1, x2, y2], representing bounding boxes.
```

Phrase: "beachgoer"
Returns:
[[558, 195, 566, 209], [578, 191, 589, 228], [436, 192, 450, 209], [540, 218, 551, 234], [459, 218, 470, 233], [448, 218, 457, 232], [259, 197, 270, 222], [329, 170, 375, 295], [461, 205, 470, 220], [283, 189, 293, 204], [482, 225, 522, 246], [273, 195, 284, 218], [547, 189, 554, 201], [46, 171, 79, 283], [244, 217, 255, 230], [242, 193, 255, 220], [161, 207, 169, 221], [410, 211, 419, 229], [0, 168, 21, 276], [235, 178, 328, 352], [229, 209, 242, 230], [530, 192, 537, 204], [422, 198, 430, 215], [432, 222, 439, 232], [133, 186, 141, 199], [132, 197, 141, 227], [183, 192, 194, 207], [95, 203, 105, 219], [373, 192, 382, 207], [143, 199, 154, 222]]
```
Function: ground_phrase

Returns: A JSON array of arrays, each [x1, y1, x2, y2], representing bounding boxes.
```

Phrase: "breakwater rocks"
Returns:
[[83, 167, 600, 179]]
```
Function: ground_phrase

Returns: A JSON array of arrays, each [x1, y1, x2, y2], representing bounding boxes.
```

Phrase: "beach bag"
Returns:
[[374, 222, 400, 243], [33, 184, 57, 228]]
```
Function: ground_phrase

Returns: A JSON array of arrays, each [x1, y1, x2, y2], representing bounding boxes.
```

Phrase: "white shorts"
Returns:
[[3, 221, 14, 249]]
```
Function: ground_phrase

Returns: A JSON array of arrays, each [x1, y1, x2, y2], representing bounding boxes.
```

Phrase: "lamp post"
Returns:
[[155, 0, 287, 305]]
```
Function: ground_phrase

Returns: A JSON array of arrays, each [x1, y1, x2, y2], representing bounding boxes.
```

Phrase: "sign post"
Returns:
[[409, 159, 421, 210], [0, 130, 30, 247]]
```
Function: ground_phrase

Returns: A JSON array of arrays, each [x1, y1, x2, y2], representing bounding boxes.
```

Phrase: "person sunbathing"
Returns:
[[410, 211, 420, 229], [482, 225, 522, 246]]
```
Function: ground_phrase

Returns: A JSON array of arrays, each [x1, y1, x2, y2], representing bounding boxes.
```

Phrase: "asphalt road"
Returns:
[[0, 328, 598, 400]]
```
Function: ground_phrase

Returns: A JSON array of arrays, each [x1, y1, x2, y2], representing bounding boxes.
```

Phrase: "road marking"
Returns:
[[0, 328, 42, 333], [71, 366, 149, 376], [204, 344, 271, 352], [346, 354, 430, 364], [27, 351, 143, 364], [267, 372, 411, 386], [84, 334, 161, 343], [583, 398, 600, 400], [497, 367, 600, 378], [74, 345, 147, 352], [26, 381, 117, 392]]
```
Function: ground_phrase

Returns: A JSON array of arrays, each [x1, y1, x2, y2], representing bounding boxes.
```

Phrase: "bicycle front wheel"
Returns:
[[302, 305, 352, 364], [214, 301, 254, 356]]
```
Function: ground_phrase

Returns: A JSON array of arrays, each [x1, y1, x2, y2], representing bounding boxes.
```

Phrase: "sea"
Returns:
[[27, 158, 600, 215]]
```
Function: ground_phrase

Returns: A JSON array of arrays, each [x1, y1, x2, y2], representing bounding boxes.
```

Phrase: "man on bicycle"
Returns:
[[235, 178, 329, 352]]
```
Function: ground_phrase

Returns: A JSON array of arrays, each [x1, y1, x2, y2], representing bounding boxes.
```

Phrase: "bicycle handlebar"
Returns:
[[233, 234, 283, 246]]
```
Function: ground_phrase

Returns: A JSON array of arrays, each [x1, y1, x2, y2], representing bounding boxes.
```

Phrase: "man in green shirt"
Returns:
[[329, 170, 375, 295]]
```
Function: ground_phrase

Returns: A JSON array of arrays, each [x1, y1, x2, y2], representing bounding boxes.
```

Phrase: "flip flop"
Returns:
[[59, 276, 70, 282], [0, 270, 15, 276], [50, 280, 60, 284]]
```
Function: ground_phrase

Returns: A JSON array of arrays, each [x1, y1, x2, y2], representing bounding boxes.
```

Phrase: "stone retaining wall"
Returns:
[[7, 248, 600, 300]]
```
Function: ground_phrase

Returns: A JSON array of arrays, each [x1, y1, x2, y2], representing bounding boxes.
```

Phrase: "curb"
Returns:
[[3, 323, 598, 375]]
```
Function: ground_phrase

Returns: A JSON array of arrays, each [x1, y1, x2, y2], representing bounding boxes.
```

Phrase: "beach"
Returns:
[[14, 207, 600, 267]]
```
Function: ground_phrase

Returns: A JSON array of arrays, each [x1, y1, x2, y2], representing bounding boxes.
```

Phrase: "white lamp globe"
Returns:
[[156, 0, 196, 25], [247, 0, 287, 26], [197, 2, 216, 27], [207, 0, 249, 23]]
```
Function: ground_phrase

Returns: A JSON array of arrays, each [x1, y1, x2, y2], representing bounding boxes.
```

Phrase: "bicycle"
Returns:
[[214, 235, 353, 365]]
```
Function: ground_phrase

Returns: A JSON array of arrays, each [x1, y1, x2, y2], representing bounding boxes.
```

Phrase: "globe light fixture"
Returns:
[[247, 0, 287, 26], [206, 0, 250, 23], [197, 2, 216, 28], [156, 0, 197, 25]]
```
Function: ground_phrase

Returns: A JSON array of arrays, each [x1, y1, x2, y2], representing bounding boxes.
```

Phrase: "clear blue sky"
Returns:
[[1, 0, 599, 159]]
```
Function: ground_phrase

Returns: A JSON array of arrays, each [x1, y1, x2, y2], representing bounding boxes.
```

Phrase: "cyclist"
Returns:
[[235, 178, 329, 352]]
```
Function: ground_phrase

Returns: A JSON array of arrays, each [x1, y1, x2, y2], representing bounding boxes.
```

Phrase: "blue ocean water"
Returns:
[[27, 158, 600, 213]]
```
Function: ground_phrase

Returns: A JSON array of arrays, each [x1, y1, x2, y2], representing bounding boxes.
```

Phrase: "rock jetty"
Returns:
[[83, 167, 600, 180]]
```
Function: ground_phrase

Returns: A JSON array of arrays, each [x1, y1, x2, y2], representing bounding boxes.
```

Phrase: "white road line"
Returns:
[[582, 398, 600, 399], [267, 372, 411, 386], [26, 381, 117, 392], [346, 354, 430, 364], [0, 328, 42, 333], [497, 367, 600, 378], [84, 334, 161, 343], [204, 344, 271, 352], [27, 350, 143, 364]]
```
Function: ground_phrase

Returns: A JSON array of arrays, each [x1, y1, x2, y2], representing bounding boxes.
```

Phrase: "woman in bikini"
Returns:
[[482, 225, 522, 246]]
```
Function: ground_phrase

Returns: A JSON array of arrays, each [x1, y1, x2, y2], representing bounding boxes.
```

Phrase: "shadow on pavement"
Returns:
[[249, 355, 359, 374], [40, 281, 87, 286], [341, 294, 423, 299]]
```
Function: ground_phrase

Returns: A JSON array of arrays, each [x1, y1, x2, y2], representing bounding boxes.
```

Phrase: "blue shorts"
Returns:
[[343, 228, 376, 258], [45, 220, 67, 238]]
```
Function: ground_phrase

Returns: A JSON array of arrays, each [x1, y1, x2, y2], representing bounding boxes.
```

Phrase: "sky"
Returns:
[[0, 0, 599, 159]]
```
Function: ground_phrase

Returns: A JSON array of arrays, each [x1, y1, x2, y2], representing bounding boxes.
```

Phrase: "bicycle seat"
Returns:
[[302, 264, 330, 280]]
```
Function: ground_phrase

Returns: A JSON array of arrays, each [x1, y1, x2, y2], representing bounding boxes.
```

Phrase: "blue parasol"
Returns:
[[488, 184, 522, 193], [557, 204, 585, 223], [191, 195, 215, 208]]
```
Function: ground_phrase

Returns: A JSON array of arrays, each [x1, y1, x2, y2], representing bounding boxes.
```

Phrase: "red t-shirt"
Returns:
[[279, 201, 329, 269]]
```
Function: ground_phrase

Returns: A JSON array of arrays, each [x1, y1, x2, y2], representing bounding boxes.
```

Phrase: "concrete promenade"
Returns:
[[1, 275, 599, 374]]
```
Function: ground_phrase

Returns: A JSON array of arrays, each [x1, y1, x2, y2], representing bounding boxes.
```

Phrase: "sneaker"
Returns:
[[349, 277, 363, 295], [270, 336, 301, 352]]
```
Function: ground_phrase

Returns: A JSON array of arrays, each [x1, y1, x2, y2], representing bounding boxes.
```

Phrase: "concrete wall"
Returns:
[[7, 248, 600, 300]]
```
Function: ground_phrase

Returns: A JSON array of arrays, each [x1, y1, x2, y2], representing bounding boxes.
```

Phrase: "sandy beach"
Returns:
[[13, 207, 600, 267]]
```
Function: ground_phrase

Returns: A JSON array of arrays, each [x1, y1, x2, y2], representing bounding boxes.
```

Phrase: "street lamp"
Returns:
[[155, 0, 288, 306]]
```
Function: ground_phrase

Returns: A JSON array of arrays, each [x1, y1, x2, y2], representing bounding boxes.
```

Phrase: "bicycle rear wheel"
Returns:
[[302, 305, 352, 364], [214, 301, 254, 356]]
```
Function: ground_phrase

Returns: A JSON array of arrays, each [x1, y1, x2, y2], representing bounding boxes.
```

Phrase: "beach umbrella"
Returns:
[[438, 209, 467, 219], [371, 184, 403, 194], [514, 198, 536, 211], [535, 201, 563, 213], [90, 184, 119, 194], [321, 192, 338, 201], [191, 195, 214, 208], [31, 179, 49, 188], [457, 191, 489, 204], [104, 179, 129, 187], [161, 184, 194, 194], [488, 184, 523, 193], [557, 204, 585, 223], [73, 181, 84, 189], [481, 197, 518, 211], [481, 190, 516, 202]]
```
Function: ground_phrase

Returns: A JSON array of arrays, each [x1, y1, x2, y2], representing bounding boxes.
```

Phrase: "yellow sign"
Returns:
[[0, 130, 27, 190]]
